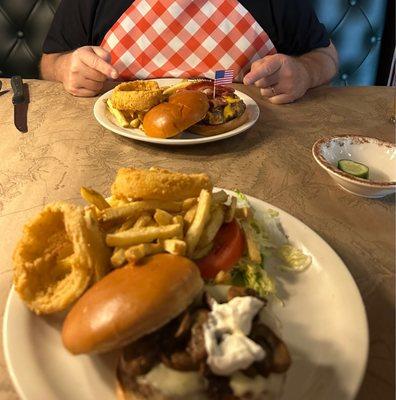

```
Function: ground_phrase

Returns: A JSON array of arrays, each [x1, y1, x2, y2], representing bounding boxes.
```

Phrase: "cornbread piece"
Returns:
[[111, 168, 213, 202]]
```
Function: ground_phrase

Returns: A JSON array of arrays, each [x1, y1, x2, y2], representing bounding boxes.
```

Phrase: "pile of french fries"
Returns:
[[106, 99, 146, 129], [80, 186, 261, 270]]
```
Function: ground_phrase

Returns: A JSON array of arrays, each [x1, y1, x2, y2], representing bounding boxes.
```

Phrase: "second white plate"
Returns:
[[93, 78, 260, 146]]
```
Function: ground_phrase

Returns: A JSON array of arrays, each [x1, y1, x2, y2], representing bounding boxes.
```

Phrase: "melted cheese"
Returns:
[[137, 363, 208, 399], [230, 372, 267, 398], [230, 372, 285, 399]]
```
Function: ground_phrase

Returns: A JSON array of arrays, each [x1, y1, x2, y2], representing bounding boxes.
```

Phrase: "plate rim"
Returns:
[[93, 78, 260, 146], [2, 190, 369, 400]]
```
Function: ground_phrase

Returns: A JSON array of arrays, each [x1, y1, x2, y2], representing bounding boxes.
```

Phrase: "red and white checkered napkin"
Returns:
[[101, 0, 276, 81]]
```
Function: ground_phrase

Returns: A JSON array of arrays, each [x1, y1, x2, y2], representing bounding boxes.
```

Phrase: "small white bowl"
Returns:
[[312, 135, 396, 198]]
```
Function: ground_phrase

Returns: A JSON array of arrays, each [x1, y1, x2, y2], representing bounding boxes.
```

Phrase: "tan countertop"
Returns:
[[0, 80, 394, 399]]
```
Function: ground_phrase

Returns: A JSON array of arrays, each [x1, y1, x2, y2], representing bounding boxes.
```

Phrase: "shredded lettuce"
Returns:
[[229, 189, 312, 300], [231, 259, 277, 298], [276, 244, 312, 272]]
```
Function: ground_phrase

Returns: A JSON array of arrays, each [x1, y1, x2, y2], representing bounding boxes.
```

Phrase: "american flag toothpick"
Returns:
[[213, 69, 234, 98]]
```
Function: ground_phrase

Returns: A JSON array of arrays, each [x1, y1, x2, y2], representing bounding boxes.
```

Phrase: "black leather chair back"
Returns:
[[311, 0, 388, 86], [0, 0, 60, 78]]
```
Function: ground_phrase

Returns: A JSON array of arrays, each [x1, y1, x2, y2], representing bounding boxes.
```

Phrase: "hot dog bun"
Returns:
[[62, 254, 203, 354], [142, 91, 209, 138]]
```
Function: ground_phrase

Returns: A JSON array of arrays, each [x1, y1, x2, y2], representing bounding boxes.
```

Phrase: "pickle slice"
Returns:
[[337, 159, 369, 179]]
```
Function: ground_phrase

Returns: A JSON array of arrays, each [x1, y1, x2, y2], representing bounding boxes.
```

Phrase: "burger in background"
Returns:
[[142, 80, 248, 138]]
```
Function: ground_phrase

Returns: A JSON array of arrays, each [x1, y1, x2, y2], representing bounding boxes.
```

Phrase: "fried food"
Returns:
[[110, 81, 163, 111], [154, 209, 173, 225], [13, 202, 111, 315], [240, 220, 262, 264], [111, 167, 213, 202], [225, 196, 237, 223], [185, 189, 212, 257], [100, 199, 182, 223], [106, 223, 183, 247], [80, 187, 110, 210], [106, 99, 129, 128], [198, 205, 225, 248]]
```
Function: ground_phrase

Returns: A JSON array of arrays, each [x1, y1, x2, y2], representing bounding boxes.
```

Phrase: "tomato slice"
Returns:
[[196, 219, 245, 279]]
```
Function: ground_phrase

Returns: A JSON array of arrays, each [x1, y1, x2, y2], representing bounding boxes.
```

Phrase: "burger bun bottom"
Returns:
[[188, 109, 249, 137]]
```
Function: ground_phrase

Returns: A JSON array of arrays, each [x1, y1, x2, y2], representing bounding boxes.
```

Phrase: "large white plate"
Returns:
[[3, 193, 368, 400], [93, 78, 260, 146]]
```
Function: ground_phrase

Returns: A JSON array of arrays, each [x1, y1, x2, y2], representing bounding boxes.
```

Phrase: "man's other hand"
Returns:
[[59, 46, 118, 97], [243, 54, 311, 105]]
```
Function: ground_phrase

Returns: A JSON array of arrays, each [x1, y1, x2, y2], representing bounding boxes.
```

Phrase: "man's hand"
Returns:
[[41, 46, 119, 97], [244, 44, 338, 105], [243, 54, 311, 105]]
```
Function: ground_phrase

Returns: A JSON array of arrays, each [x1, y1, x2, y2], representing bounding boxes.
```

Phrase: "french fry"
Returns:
[[125, 242, 163, 263], [162, 239, 187, 256], [133, 213, 154, 229], [172, 215, 184, 236], [185, 189, 212, 257], [191, 242, 213, 260], [111, 247, 126, 268], [80, 187, 110, 210], [117, 212, 152, 233], [212, 190, 228, 204], [183, 204, 197, 231], [117, 218, 137, 232], [235, 206, 253, 220], [107, 99, 129, 128], [214, 270, 232, 285], [198, 205, 225, 248], [130, 118, 140, 128], [154, 209, 173, 226], [240, 220, 261, 264], [224, 196, 237, 223], [101, 200, 182, 223], [106, 223, 182, 247], [182, 197, 197, 211]]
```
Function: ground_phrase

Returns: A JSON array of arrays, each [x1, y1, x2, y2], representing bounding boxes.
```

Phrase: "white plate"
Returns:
[[3, 193, 368, 400], [93, 78, 260, 145]]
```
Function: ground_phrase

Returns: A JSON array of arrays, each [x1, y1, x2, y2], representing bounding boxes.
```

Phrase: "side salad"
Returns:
[[196, 190, 312, 299]]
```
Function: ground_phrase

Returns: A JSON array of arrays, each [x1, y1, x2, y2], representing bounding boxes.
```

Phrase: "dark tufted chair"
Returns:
[[0, 0, 390, 85], [311, 0, 389, 86], [0, 0, 60, 78]]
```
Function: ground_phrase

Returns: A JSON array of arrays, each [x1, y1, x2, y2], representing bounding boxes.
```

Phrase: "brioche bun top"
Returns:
[[142, 90, 209, 138], [62, 254, 203, 354]]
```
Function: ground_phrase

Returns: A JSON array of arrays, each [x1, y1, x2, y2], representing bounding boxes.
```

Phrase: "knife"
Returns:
[[11, 76, 29, 133]]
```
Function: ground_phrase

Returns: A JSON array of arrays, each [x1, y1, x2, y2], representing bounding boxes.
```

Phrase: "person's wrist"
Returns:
[[53, 53, 70, 83], [295, 57, 314, 90]]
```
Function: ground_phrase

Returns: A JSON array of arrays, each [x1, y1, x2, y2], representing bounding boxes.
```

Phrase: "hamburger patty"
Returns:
[[117, 287, 291, 400]]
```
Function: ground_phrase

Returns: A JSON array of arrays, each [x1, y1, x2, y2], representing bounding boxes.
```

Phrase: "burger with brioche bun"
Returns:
[[62, 253, 291, 400], [142, 91, 209, 139], [62, 254, 203, 354], [142, 80, 248, 138]]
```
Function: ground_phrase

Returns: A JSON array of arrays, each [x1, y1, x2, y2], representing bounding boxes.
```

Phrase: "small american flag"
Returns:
[[214, 69, 234, 85]]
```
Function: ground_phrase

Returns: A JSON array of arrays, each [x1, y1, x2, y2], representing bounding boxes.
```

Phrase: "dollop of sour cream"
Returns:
[[203, 296, 266, 376]]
